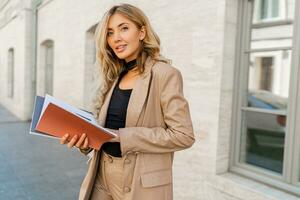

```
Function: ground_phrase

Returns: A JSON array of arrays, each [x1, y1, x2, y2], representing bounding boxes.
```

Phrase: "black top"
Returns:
[[102, 59, 136, 157]]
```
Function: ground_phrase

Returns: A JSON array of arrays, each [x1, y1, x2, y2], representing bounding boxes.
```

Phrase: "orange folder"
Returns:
[[35, 103, 114, 150]]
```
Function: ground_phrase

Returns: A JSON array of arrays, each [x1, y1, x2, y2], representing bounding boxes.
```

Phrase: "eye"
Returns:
[[107, 31, 113, 37], [121, 26, 128, 31]]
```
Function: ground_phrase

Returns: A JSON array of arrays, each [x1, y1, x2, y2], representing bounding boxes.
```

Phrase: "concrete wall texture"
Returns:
[[0, 0, 299, 199]]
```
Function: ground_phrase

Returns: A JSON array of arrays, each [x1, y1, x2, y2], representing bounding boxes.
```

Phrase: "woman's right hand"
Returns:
[[60, 133, 89, 149]]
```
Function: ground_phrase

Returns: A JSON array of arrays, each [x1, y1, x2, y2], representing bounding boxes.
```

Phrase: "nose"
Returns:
[[113, 31, 122, 43]]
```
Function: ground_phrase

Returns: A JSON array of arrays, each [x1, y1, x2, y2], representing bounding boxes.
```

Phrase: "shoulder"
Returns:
[[150, 58, 184, 93], [149, 57, 185, 96], [151, 58, 182, 81]]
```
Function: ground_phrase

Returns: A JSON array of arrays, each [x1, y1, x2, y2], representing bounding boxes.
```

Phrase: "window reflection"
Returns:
[[247, 51, 290, 111], [240, 111, 285, 173], [252, 0, 288, 23], [260, 0, 279, 20]]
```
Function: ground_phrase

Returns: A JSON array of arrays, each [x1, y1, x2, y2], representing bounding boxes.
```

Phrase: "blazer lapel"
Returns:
[[98, 80, 118, 126], [126, 57, 155, 127]]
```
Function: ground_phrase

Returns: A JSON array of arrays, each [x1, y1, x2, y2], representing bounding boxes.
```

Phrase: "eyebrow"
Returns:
[[108, 23, 129, 30]]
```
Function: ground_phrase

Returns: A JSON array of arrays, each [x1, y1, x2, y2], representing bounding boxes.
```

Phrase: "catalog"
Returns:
[[30, 94, 116, 150]]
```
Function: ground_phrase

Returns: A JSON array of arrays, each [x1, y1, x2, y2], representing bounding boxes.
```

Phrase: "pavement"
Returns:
[[0, 104, 88, 200]]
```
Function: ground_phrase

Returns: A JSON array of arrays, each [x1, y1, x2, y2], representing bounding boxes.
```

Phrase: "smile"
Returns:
[[115, 45, 127, 53]]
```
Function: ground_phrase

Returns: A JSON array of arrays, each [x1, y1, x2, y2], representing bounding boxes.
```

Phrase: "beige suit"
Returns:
[[79, 56, 195, 200]]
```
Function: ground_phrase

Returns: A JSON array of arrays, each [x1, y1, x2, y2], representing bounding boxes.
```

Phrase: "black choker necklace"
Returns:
[[124, 59, 137, 71]]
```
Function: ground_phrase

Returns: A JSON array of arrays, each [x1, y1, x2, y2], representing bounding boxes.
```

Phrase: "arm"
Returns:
[[119, 67, 195, 155]]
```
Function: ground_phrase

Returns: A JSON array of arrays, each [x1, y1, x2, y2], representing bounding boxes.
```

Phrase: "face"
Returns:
[[107, 13, 146, 62]]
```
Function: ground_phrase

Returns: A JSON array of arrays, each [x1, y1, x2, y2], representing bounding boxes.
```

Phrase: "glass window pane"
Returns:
[[240, 111, 286, 173], [260, 0, 269, 19], [7, 49, 14, 98], [257, 0, 280, 20], [271, 0, 279, 18], [251, 1, 294, 51], [251, 25, 293, 50], [45, 44, 54, 95], [251, 26, 293, 49], [248, 51, 291, 110]]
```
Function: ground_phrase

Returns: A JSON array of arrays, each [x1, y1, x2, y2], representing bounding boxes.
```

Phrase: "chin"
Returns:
[[115, 53, 131, 60]]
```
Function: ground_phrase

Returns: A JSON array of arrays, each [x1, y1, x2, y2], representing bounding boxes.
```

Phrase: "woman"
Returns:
[[60, 3, 195, 200]]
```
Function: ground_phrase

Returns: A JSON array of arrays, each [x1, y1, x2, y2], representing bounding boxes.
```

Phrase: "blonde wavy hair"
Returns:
[[91, 3, 163, 118]]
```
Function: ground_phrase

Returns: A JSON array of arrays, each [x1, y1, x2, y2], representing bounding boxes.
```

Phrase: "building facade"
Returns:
[[0, 0, 34, 120], [0, 0, 300, 199]]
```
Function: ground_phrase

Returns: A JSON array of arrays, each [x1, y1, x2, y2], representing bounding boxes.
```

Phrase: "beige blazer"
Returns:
[[78, 56, 195, 200]]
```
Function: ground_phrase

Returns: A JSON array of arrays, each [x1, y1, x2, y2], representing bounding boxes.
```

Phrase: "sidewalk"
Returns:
[[0, 105, 88, 200]]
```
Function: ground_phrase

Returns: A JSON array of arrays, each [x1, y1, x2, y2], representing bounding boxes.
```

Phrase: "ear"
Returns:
[[139, 26, 146, 41]]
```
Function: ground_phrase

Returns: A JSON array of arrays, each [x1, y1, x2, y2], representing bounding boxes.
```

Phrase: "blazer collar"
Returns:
[[98, 56, 156, 127]]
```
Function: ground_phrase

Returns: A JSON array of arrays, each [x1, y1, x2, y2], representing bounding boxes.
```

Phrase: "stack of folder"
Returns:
[[30, 94, 116, 150]]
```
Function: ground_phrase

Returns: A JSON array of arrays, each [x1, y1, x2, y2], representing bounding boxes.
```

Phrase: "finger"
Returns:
[[60, 134, 69, 145], [82, 137, 89, 149], [67, 135, 78, 148], [75, 133, 86, 148], [62, 134, 70, 144]]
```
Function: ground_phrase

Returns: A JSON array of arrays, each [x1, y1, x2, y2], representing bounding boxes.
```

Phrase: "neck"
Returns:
[[124, 59, 137, 71], [125, 58, 136, 63]]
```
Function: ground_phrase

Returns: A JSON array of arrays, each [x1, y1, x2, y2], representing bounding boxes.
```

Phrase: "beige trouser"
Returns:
[[90, 151, 125, 200]]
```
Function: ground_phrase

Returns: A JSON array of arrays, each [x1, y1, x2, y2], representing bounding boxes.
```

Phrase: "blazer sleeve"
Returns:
[[119, 67, 195, 155]]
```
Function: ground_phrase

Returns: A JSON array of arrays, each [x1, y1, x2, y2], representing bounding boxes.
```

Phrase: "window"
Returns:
[[253, 0, 286, 23], [84, 24, 98, 108], [260, 0, 279, 19], [45, 43, 54, 95], [7, 48, 14, 98], [240, 50, 289, 174], [232, 0, 300, 195], [41, 40, 54, 96]]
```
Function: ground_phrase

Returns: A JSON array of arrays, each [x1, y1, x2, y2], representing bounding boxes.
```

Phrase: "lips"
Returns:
[[115, 44, 127, 53]]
